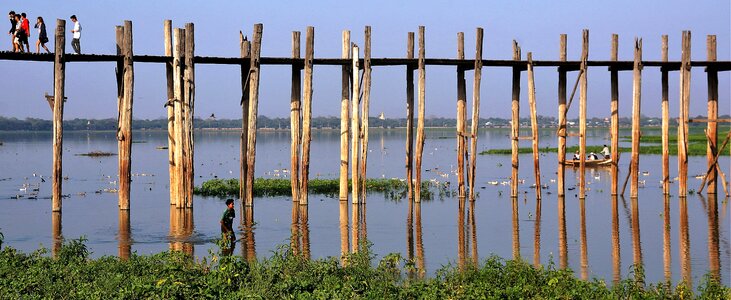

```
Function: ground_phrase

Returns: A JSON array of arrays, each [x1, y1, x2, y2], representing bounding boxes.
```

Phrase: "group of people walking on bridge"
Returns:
[[8, 11, 81, 54]]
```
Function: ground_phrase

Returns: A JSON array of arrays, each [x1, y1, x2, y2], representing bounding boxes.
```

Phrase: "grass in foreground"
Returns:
[[0, 238, 727, 299], [194, 178, 451, 200]]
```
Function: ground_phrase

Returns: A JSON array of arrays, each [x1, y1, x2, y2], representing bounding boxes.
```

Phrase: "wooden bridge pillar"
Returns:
[[359, 26, 372, 203], [510, 41, 520, 198], [678, 31, 691, 197], [300, 26, 314, 205], [630, 38, 643, 198], [52, 19, 66, 212], [164, 20, 176, 205], [527, 52, 542, 199], [706, 35, 718, 194], [578, 30, 588, 199], [351, 44, 361, 204], [172, 28, 185, 208], [240, 32, 251, 202], [290, 31, 302, 203], [244, 24, 263, 207], [456, 32, 466, 199], [610, 34, 619, 195], [183, 23, 195, 208], [414, 26, 426, 203], [339, 31, 350, 202], [468, 28, 483, 201], [117, 21, 134, 210], [661, 36, 670, 195], [557, 34, 567, 197], [405, 32, 415, 200]]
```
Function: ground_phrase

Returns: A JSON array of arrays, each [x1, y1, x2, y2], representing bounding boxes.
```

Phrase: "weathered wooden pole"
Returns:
[[527, 52, 541, 199], [359, 26, 372, 202], [245, 24, 263, 207], [414, 26, 426, 203], [468, 28, 483, 201], [117, 21, 134, 210], [339, 31, 350, 202], [678, 31, 691, 197], [164, 20, 176, 205], [706, 35, 718, 194], [172, 28, 185, 208], [183, 23, 195, 208], [351, 44, 361, 204], [557, 34, 567, 197], [300, 26, 314, 205], [578, 30, 589, 199], [239, 33, 251, 202], [405, 32, 415, 200], [52, 19, 66, 212], [630, 38, 643, 198], [290, 31, 302, 202], [610, 34, 620, 195], [510, 41, 521, 198], [661, 35, 670, 195], [115, 26, 125, 205], [456, 32, 467, 199]]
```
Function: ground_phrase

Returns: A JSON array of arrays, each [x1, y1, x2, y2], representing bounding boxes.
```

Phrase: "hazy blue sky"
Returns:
[[0, 0, 728, 120]]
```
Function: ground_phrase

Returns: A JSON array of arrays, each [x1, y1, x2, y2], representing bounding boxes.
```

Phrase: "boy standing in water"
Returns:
[[220, 198, 236, 255]]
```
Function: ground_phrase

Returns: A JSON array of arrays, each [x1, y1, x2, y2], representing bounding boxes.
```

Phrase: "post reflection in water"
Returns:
[[702, 194, 720, 281], [118, 210, 131, 260], [533, 196, 542, 267], [469, 199, 478, 265], [511, 197, 520, 260], [458, 197, 466, 270], [406, 199, 414, 277], [169, 207, 194, 256], [51, 212, 62, 258], [288, 203, 310, 259], [350, 203, 368, 253], [579, 197, 588, 280], [611, 195, 621, 284], [557, 196, 568, 269], [679, 196, 691, 289], [630, 196, 643, 277], [339, 200, 349, 263], [663, 195, 671, 282], [240, 205, 256, 261], [415, 201, 425, 278]]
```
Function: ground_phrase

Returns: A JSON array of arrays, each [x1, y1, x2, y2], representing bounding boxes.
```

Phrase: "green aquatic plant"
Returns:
[[194, 178, 444, 200], [0, 239, 727, 298]]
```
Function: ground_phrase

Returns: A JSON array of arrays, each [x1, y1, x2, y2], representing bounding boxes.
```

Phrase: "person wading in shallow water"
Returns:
[[220, 198, 236, 255]]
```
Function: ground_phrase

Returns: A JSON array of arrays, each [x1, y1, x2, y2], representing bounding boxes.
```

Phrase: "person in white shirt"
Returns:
[[70, 15, 81, 54], [601, 144, 610, 159]]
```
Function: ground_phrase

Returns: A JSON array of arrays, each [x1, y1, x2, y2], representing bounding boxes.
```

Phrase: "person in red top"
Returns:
[[20, 12, 29, 52]]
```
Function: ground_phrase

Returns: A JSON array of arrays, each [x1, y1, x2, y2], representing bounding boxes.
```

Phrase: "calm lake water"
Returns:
[[0, 128, 728, 286]]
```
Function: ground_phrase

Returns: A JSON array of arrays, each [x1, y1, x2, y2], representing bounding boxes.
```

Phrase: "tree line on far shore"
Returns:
[[0, 114, 723, 131]]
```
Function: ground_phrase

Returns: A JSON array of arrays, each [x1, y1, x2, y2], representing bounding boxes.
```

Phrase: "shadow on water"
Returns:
[[169, 207, 194, 256]]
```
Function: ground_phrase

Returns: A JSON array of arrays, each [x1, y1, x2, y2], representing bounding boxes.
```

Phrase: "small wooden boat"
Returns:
[[564, 158, 612, 167]]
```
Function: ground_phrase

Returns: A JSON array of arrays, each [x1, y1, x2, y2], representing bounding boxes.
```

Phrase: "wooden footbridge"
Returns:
[[1, 20, 729, 213]]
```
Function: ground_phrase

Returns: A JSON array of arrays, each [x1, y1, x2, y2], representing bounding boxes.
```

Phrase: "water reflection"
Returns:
[[558, 196, 568, 269], [407, 200, 425, 278], [290, 202, 310, 259], [415, 201, 425, 278], [340, 200, 349, 262], [169, 207, 194, 256], [663, 195, 671, 282], [679, 197, 691, 288], [512, 197, 520, 260], [51, 212, 62, 258], [469, 199, 478, 266], [612, 195, 621, 284], [579, 197, 588, 280], [630, 196, 644, 279], [118, 210, 131, 260], [703, 194, 720, 281], [533, 197, 542, 267], [240, 205, 256, 261]]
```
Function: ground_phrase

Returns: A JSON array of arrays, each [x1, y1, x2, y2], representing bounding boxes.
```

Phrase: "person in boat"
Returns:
[[572, 150, 580, 160], [601, 145, 610, 159], [588, 152, 599, 160]]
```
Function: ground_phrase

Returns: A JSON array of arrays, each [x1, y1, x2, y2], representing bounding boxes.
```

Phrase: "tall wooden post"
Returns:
[[468, 28, 483, 201], [405, 32, 415, 200], [706, 35, 718, 194], [610, 34, 620, 195], [510, 41, 521, 198], [456, 32, 467, 199], [339, 31, 350, 202], [678, 31, 691, 197], [172, 28, 185, 208], [164, 20, 176, 205], [245, 24, 263, 207], [630, 39, 643, 198], [414, 26, 426, 203], [115, 26, 126, 206], [359, 26, 372, 202], [661, 36, 670, 195], [351, 44, 361, 204], [557, 34, 567, 197], [183, 23, 195, 208], [118, 21, 134, 210], [527, 52, 541, 199], [578, 30, 589, 199], [52, 19, 66, 212], [239, 33, 251, 202], [290, 31, 302, 202], [300, 26, 314, 205]]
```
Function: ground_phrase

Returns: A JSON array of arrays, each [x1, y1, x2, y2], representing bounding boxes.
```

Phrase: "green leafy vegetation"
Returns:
[[194, 178, 449, 200], [0, 238, 727, 298]]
